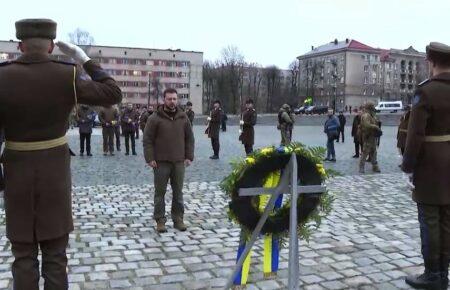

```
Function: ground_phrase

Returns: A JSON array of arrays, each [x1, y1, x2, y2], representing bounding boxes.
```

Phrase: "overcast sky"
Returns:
[[1, 0, 448, 68]]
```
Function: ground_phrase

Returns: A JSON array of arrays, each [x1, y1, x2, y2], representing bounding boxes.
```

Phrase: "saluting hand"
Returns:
[[55, 41, 91, 65], [149, 161, 158, 168]]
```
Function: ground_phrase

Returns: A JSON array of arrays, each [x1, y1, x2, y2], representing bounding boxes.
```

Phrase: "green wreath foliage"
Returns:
[[220, 142, 335, 242]]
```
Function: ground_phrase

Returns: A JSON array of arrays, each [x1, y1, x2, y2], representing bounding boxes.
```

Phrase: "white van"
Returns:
[[375, 101, 403, 113]]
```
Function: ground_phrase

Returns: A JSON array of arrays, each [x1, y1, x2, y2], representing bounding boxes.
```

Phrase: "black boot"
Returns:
[[441, 257, 449, 289], [406, 260, 442, 290]]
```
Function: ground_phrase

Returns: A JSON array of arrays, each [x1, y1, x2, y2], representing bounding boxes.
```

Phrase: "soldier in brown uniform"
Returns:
[[207, 100, 222, 159], [121, 103, 139, 155], [99, 105, 120, 156], [239, 99, 257, 155], [0, 19, 122, 289], [402, 42, 450, 290], [185, 101, 195, 126], [397, 105, 411, 155]]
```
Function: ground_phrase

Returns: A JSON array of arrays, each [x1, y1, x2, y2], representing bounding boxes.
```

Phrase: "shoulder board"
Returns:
[[51, 60, 76, 66], [0, 61, 12, 67], [417, 79, 430, 87]]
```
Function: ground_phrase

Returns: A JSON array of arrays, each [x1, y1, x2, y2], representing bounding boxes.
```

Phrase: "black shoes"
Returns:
[[209, 155, 219, 160], [352, 155, 359, 158], [405, 271, 442, 290], [87, 153, 92, 157]]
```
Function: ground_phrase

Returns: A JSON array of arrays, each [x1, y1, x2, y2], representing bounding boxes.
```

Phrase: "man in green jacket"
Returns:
[[143, 88, 195, 233]]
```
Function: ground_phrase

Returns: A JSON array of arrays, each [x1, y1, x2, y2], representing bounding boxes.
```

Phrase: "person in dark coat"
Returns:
[[397, 105, 411, 155], [337, 111, 346, 143], [0, 19, 122, 289], [239, 99, 257, 155], [114, 105, 121, 151], [143, 88, 195, 233], [121, 103, 139, 155], [402, 42, 450, 290], [99, 105, 119, 156], [139, 105, 154, 133], [77, 104, 95, 156], [185, 101, 195, 126], [207, 100, 222, 159], [221, 111, 228, 132], [135, 105, 141, 140], [351, 109, 363, 158], [323, 109, 340, 162]]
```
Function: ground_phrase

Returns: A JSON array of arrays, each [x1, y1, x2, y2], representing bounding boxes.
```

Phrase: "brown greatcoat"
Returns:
[[240, 108, 257, 145], [0, 54, 122, 243], [99, 106, 119, 127], [396, 110, 410, 150], [402, 73, 450, 205], [143, 106, 194, 163], [207, 108, 222, 139]]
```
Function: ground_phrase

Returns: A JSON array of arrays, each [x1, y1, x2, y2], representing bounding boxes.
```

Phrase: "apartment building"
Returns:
[[0, 40, 203, 113]]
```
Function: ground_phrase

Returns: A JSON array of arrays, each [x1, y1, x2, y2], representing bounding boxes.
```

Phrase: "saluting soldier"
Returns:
[[402, 42, 450, 290], [239, 99, 257, 155], [0, 19, 122, 289]]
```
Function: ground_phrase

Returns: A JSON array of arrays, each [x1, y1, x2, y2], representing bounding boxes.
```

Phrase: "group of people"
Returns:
[[74, 101, 195, 157], [0, 18, 449, 290]]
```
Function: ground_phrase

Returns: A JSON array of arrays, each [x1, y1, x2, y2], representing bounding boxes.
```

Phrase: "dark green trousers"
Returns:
[[11, 234, 69, 290], [417, 203, 450, 272], [153, 162, 185, 222]]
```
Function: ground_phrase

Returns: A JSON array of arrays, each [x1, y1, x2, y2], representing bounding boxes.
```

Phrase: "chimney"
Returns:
[[311, 46, 314, 50], [334, 39, 338, 45], [345, 38, 349, 44]]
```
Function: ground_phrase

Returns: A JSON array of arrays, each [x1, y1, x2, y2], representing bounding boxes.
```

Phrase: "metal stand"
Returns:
[[224, 153, 326, 290]]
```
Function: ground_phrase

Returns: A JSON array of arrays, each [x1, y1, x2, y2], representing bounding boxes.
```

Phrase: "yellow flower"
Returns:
[[245, 157, 256, 165], [316, 164, 326, 177], [284, 147, 293, 153], [260, 147, 274, 155]]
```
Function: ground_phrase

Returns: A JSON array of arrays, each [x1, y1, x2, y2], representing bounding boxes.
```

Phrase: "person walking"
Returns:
[[323, 109, 340, 162], [337, 111, 346, 143], [143, 88, 195, 233], [0, 19, 121, 289], [359, 103, 382, 173], [402, 42, 450, 290]]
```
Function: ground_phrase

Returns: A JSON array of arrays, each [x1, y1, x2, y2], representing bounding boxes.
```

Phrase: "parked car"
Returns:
[[294, 105, 311, 115], [305, 106, 315, 114], [311, 105, 329, 115], [375, 101, 403, 113]]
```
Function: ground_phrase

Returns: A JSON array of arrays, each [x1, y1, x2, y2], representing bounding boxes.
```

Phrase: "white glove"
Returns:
[[239, 120, 244, 125], [207, 117, 211, 121], [55, 41, 91, 65], [239, 129, 242, 134]]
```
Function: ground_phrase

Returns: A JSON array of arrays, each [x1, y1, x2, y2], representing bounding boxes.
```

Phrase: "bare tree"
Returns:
[[246, 63, 263, 110], [202, 61, 218, 113], [149, 77, 163, 106], [263, 66, 282, 112], [68, 28, 95, 45], [220, 45, 245, 114]]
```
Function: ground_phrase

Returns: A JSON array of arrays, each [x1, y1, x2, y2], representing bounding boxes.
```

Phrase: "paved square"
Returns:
[[0, 125, 431, 289]]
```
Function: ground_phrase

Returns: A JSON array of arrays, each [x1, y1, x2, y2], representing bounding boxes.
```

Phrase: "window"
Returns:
[[132, 70, 142, 76], [340, 77, 344, 84], [0, 53, 9, 60], [364, 76, 368, 84], [364, 65, 368, 72], [363, 89, 367, 95], [146, 60, 153, 66], [361, 55, 366, 60]]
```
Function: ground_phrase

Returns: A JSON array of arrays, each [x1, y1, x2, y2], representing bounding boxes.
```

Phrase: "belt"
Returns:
[[5, 136, 68, 151], [424, 135, 450, 142], [398, 129, 408, 133]]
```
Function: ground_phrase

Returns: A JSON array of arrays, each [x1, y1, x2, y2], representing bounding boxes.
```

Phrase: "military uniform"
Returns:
[[139, 108, 153, 133], [186, 108, 195, 126], [0, 19, 122, 289], [120, 107, 139, 155], [99, 106, 119, 155], [359, 103, 381, 173], [278, 104, 294, 146], [77, 105, 95, 156], [207, 107, 222, 158], [397, 109, 411, 155], [240, 108, 257, 155], [402, 42, 450, 290], [351, 113, 362, 158]]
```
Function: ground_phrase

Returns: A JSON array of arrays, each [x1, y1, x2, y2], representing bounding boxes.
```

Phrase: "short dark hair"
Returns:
[[245, 99, 254, 104], [213, 100, 221, 105], [163, 88, 178, 98], [186, 101, 193, 106]]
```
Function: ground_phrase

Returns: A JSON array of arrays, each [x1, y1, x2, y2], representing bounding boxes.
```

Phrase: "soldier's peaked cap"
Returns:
[[15, 19, 57, 40], [426, 42, 450, 59]]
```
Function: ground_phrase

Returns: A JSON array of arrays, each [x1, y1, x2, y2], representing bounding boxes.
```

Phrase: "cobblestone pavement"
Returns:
[[68, 125, 403, 186], [0, 173, 429, 289], [0, 125, 431, 289]]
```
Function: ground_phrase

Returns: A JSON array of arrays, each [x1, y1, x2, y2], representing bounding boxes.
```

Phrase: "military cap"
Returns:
[[15, 19, 57, 40], [426, 42, 450, 65]]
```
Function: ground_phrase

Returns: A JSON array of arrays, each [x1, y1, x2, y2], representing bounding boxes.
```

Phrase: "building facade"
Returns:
[[297, 39, 427, 111], [0, 40, 204, 113]]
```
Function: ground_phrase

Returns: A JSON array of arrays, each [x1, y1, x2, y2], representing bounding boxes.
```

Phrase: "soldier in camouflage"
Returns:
[[359, 102, 382, 174]]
